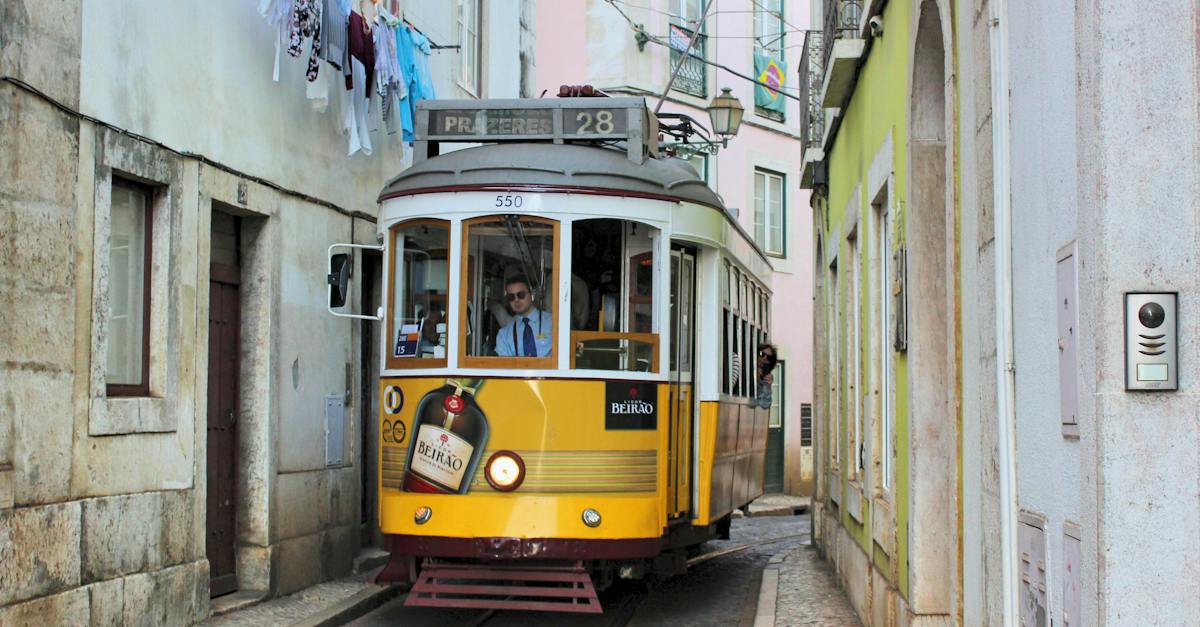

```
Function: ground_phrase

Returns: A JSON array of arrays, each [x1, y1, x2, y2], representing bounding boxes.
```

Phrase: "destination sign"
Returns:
[[415, 98, 655, 163], [427, 107, 628, 139], [430, 108, 554, 137]]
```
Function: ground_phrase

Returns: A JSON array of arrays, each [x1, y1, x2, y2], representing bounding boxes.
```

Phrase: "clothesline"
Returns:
[[401, 16, 460, 51]]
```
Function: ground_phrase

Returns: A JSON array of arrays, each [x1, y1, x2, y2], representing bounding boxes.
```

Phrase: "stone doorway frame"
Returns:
[[196, 168, 281, 596], [905, 0, 959, 621]]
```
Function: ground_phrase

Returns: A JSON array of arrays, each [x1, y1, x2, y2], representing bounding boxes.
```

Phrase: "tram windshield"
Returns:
[[570, 219, 659, 372], [461, 215, 557, 364], [388, 220, 449, 367]]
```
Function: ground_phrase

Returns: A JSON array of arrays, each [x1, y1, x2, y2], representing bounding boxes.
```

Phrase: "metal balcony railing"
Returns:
[[821, 0, 863, 71], [669, 24, 707, 98], [799, 30, 825, 151]]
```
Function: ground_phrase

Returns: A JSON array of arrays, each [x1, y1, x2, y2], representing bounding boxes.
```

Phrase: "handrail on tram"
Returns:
[[570, 330, 660, 372]]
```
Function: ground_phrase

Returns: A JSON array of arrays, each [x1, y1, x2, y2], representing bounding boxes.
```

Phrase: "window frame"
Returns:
[[457, 0, 482, 95], [105, 177, 154, 398], [458, 214, 559, 370], [753, 0, 786, 122], [754, 168, 787, 257], [873, 188, 895, 494], [769, 361, 785, 428], [387, 218, 452, 371], [669, 0, 708, 98], [847, 229, 862, 481], [568, 219, 662, 374]]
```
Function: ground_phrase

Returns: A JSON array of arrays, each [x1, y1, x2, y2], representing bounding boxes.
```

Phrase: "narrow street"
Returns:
[[349, 514, 812, 626]]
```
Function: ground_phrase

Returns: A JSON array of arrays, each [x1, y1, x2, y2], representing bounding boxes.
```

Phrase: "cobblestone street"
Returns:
[[204, 511, 860, 626]]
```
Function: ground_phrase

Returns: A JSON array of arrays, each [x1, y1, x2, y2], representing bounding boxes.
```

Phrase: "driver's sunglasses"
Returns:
[[759, 351, 773, 359], [505, 290, 529, 302]]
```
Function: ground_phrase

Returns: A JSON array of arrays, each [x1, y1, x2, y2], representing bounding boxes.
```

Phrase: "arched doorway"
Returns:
[[906, 0, 957, 620]]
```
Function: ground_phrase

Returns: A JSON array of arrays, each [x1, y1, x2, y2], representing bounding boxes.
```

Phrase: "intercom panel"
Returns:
[[1124, 292, 1178, 391]]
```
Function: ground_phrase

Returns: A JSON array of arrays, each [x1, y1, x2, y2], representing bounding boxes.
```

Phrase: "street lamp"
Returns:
[[707, 87, 744, 146], [658, 87, 745, 159]]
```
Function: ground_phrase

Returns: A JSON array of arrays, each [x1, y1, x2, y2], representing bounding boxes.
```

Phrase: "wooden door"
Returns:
[[764, 362, 785, 493], [207, 264, 240, 597]]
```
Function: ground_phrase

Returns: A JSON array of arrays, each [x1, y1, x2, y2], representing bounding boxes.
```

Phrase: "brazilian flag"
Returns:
[[754, 50, 787, 114]]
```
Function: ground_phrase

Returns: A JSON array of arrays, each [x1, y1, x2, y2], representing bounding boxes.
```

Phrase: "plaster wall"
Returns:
[[1074, 0, 1200, 622], [1006, 0, 1089, 623]]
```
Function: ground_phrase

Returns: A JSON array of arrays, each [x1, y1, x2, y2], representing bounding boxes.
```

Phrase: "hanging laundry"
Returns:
[[372, 5, 407, 135], [306, 69, 330, 113], [260, 0, 295, 82], [342, 10, 376, 157], [396, 24, 416, 142], [345, 10, 375, 94], [410, 28, 436, 102], [397, 23, 435, 143], [287, 0, 323, 81], [320, 0, 348, 71]]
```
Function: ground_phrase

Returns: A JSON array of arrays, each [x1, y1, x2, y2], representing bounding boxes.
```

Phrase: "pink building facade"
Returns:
[[535, 0, 814, 495]]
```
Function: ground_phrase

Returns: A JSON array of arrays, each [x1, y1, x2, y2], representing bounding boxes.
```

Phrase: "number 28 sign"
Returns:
[[564, 108, 626, 136]]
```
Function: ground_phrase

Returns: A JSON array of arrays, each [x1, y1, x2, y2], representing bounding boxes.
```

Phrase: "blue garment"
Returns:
[[410, 29, 435, 100], [397, 24, 437, 143], [494, 308, 552, 357], [396, 25, 416, 141]]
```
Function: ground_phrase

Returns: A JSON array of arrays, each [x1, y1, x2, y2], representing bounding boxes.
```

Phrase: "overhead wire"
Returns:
[[609, 0, 806, 59], [605, 0, 803, 101]]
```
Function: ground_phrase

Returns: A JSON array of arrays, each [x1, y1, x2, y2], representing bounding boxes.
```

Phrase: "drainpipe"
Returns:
[[988, 0, 1019, 624]]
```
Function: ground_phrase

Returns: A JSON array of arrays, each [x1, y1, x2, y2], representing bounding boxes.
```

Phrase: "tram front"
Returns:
[[326, 97, 727, 614]]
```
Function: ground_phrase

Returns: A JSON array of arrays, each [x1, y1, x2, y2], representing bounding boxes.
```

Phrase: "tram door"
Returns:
[[667, 246, 697, 518]]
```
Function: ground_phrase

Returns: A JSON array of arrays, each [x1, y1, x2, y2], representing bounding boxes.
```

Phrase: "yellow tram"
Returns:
[[330, 96, 774, 613]]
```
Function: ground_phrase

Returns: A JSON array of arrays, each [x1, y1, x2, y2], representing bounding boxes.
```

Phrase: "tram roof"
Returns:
[[377, 143, 724, 210]]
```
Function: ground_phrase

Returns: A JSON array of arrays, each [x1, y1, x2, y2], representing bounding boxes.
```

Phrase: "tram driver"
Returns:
[[494, 276, 553, 357]]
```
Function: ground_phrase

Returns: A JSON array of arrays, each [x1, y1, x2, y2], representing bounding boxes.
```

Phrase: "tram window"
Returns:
[[721, 260, 731, 307], [722, 309, 732, 395], [388, 220, 450, 368], [570, 219, 660, 372], [741, 318, 752, 397], [461, 215, 557, 364]]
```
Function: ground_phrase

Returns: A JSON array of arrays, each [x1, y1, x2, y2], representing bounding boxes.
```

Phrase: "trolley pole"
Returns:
[[653, 0, 716, 114]]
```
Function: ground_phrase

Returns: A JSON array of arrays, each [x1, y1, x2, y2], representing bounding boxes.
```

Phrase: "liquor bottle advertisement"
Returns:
[[401, 378, 489, 494]]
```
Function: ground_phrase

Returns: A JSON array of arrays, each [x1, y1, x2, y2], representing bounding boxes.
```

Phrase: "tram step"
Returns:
[[405, 560, 602, 614]]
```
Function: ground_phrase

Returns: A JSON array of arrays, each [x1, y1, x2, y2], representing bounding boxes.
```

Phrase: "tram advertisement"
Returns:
[[380, 378, 663, 495]]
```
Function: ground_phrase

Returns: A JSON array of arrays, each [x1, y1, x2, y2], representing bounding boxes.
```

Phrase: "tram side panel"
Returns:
[[694, 399, 769, 526]]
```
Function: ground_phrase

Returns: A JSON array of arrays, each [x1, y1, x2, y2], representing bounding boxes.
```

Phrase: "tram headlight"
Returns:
[[485, 451, 525, 491], [582, 508, 602, 528], [414, 506, 432, 525]]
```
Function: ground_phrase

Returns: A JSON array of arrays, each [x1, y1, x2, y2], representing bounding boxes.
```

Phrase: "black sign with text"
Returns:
[[604, 382, 658, 430]]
